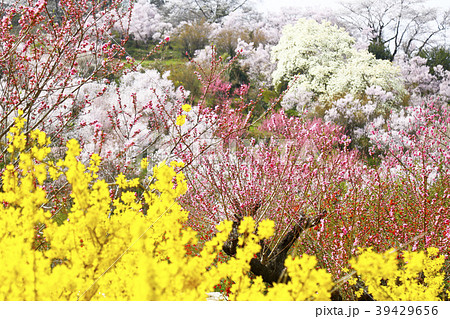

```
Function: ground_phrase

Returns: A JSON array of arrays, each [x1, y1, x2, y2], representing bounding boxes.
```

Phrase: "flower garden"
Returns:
[[0, 0, 449, 301]]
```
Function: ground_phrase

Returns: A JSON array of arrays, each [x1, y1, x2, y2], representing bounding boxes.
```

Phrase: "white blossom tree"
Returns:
[[235, 39, 275, 88], [74, 69, 187, 170], [271, 18, 404, 109], [271, 18, 406, 151], [209, 8, 265, 56], [125, 0, 172, 43]]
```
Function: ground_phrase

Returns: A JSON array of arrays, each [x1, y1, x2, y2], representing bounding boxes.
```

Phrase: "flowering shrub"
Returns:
[[292, 100, 450, 300], [181, 110, 356, 243], [75, 68, 187, 166], [369, 100, 450, 253]]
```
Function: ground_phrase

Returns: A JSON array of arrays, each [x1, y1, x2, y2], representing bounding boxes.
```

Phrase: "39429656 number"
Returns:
[[376, 305, 438, 316]]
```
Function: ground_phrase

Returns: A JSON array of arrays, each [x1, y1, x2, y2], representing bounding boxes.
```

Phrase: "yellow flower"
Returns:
[[88, 153, 102, 179], [128, 178, 140, 188], [90, 153, 102, 166], [238, 216, 256, 234], [351, 247, 446, 301], [30, 129, 47, 146], [140, 158, 148, 169], [427, 247, 439, 257], [169, 160, 184, 168], [348, 277, 358, 286], [258, 219, 274, 239], [175, 115, 186, 126], [48, 161, 62, 180], [66, 139, 81, 157], [182, 104, 192, 112], [116, 173, 128, 188], [12, 133, 26, 151]]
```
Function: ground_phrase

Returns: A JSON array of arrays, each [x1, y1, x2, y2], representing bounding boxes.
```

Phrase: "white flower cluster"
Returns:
[[117, 0, 172, 42], [324, 88, 393, 141], [75, 69, 187, 165], [272, 18, 404, 110]]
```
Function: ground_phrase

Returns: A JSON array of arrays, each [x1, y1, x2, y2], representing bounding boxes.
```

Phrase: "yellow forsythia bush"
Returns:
[[0, 112, 446, 300], [350, 247, 446, 301]]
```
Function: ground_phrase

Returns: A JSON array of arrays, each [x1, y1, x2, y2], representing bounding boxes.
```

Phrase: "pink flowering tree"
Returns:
[[370, 101, 450, 255], [300, 100, 450, 299], [0, 0, 131, 162], [179, 109, 359, 281]]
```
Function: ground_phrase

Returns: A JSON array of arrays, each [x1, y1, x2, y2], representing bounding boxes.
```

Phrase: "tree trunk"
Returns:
[[222, 211, 326, 284]]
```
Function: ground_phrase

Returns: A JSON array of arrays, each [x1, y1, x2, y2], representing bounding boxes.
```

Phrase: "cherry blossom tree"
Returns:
[[74, 68, 187, 171], [235, 39, 274, 88], [395, 54, 441, 101], [124, 0, 172, 43]]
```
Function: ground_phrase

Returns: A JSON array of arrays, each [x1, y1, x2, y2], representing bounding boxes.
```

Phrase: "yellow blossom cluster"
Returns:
[[175, 114, 186, 126], [175, 104, 191, 126], [0, 113, 447, 301], [350, 247, 446, 301]]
